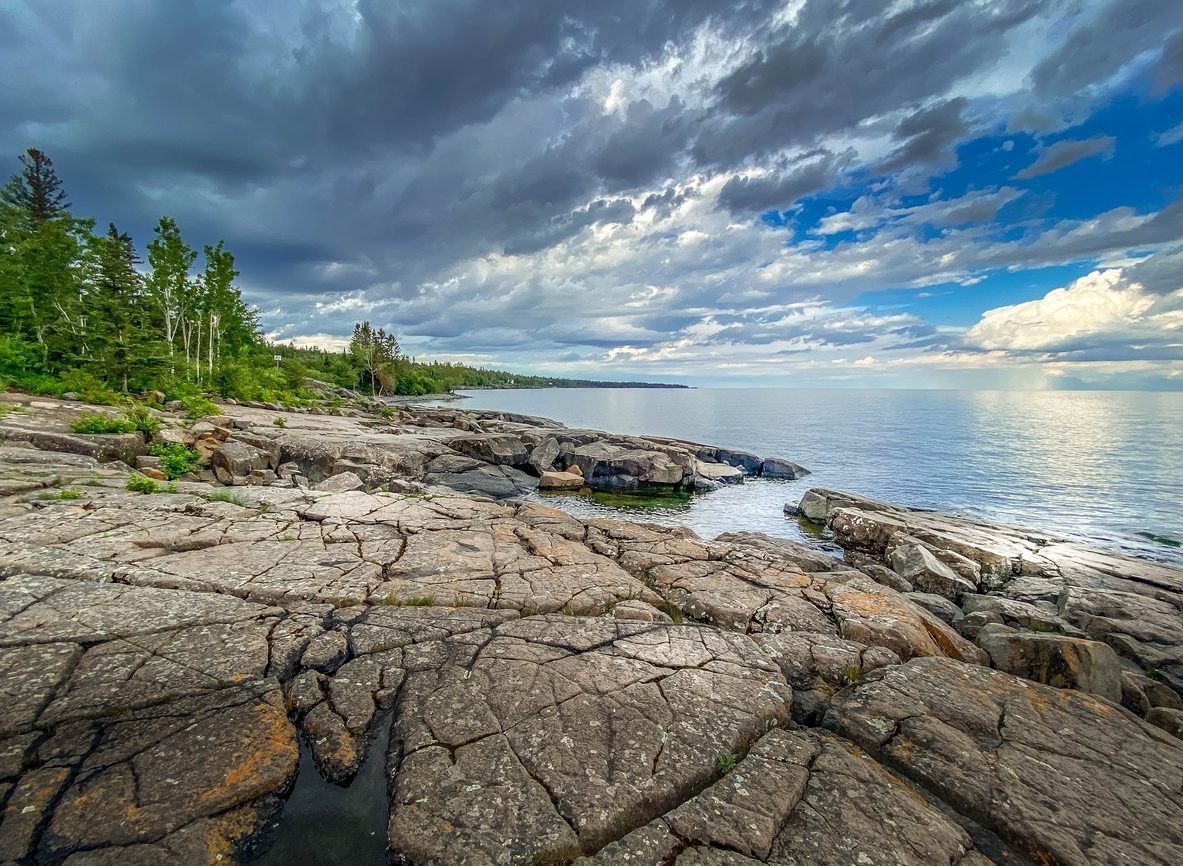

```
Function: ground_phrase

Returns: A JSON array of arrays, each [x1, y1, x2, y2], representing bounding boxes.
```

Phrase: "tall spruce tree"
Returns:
[[349, 320, 401, 396], [88, 224, 161, 391], [1, 148, 70, 229]]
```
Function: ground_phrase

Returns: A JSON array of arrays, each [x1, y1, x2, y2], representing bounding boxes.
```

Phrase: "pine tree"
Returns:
[[348, 320, 401, 396], [1, 149, 70, 229], [88, 224, 162, 391]]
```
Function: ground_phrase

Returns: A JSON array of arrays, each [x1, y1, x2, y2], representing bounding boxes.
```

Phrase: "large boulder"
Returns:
[[793, 489, 903, 522], [538, 470, 584, 490], [760, 456, 810, 479], [313, 471, 366, 493], [890, 541, 977, 599], [210, 438, 273, 482], [449, 433, 530, 466], [975, 624, 1123, 702], [714, 448, 763, 474], [567, 442, 688, 491]]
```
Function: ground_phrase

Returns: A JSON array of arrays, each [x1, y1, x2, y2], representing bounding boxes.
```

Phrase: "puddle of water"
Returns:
[[248, 715, 392, 866]]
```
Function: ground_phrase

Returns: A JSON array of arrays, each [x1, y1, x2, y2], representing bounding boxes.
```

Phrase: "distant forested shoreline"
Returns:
[[0, 148, 682, 405]]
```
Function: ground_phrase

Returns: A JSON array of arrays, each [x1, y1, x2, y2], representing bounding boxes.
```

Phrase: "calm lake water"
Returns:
[[452, 388, 1183, 565]]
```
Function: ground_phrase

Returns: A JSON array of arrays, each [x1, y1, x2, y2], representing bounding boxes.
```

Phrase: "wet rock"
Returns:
[[795, 488, 903, 522], [890, 541, 976, 598], [759, 457, 810, 479], [825, 656, 1183, 866], [975, 623, 1122, 702]]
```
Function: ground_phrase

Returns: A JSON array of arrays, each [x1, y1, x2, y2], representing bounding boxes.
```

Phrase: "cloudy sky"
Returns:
[[3, 0, 1182, 389]]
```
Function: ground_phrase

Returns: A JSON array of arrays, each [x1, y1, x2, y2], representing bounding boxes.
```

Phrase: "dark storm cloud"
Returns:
[[878, 98, 970, 174], [1014, 135, 1116, 180], [1028, 0, 1183, 100], [694, 0, 1041, 166], [717, 149, 855, 213], [2, 0, 1179, 379]]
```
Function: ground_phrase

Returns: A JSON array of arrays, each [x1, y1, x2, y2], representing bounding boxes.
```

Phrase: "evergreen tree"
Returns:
[[1, 148, 70, 229], [348, 321, 401, 396], [88, 223, 162, 391]]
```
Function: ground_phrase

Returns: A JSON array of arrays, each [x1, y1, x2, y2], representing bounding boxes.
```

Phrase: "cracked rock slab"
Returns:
[[823, 656, 1183, 866], [387, 616, 792, 864]]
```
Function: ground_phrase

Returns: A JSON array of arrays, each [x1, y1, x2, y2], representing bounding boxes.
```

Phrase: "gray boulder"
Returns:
[[714, 448, 763, 474], [449, 433, 529, 466], [858, 562, 913, 593], [975, 624, 1122, 702], [313, 471, 366, 493], [890, 541, 976, 599], [567, 442, 687, 490], [1147, 707, 1183, 740], [794, 488, 902, 522], [760, 456, 810, 479], [905, 591, 964, 625], [210, 438, 272, 482]]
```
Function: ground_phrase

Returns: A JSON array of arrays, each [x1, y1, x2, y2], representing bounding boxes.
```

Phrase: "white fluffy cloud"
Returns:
[[965, 269, 1181, 353]]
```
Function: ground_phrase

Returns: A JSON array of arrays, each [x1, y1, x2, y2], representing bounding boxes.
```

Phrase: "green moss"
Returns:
[[206, 488, 247, 506], [71, 413, 136, 435], [657, 601, 686, 624], [126, 473, 175, 494], [39, 488, 82, 501]]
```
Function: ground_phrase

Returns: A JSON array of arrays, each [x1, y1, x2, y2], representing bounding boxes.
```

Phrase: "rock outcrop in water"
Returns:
[[1, 393, 1182, 865]]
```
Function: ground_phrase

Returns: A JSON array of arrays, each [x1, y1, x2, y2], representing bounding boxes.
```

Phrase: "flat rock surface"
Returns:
[[2, 402, 1183, 865], [825, 656, 1183, 866]]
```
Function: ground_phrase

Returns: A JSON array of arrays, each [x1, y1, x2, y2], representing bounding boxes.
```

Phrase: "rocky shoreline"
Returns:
[[1, 392, 1181, 865]]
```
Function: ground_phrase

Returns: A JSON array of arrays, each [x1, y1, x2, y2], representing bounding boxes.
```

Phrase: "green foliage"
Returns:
[[206, 488, 246, 506], [147, 442, 201, 479], [715, 751, 739, 777], [381, 595, 436, 607], [40, 488, 82, 501], [181, 395, 219, 418], [59, 369, 119, 405], [272, 416, 286, 428], [126, 473, 175, 494], [71, 413, 136, 434], [842, 665, 864, 685], [122, 403, 160, 437]]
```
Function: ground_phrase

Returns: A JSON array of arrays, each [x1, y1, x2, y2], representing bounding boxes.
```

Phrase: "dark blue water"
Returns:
[[452, 388, 1183, 564]]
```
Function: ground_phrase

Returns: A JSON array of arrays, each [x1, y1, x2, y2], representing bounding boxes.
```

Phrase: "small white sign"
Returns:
[[273, 355, 283, 361]]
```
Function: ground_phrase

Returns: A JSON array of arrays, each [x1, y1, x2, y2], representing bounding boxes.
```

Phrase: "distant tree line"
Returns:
[[0, 148, 684, 405]]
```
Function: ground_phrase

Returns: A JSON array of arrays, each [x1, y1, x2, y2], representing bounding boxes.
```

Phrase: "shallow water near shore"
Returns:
[[250, 716, 391, 865], [450, 387, 1183, 565]]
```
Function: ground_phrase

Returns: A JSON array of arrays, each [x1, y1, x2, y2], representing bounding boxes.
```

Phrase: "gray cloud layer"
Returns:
[[2, 0, 1181, 385]]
